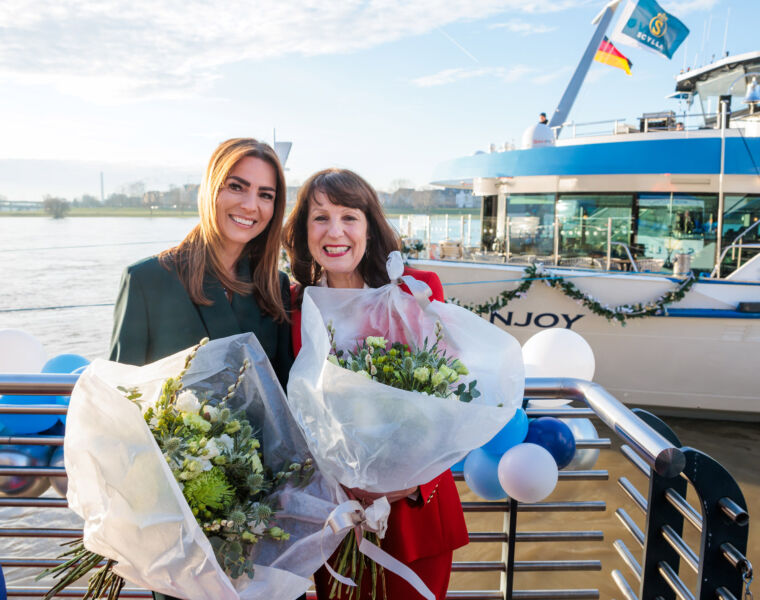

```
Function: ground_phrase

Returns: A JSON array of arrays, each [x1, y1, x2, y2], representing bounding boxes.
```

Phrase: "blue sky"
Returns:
[[0, 0, 756, 200]]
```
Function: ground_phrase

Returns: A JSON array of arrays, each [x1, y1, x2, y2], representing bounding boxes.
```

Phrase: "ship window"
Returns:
[[506, 194, 555, 258], [556, 194, 633, 267], [636, 193, 718, 274], [721, 194, 760, 272]]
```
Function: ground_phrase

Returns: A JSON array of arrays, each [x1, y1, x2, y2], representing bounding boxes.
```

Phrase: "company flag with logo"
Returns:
[[611, 0, 689, 59], [594, 36, 633, 75]]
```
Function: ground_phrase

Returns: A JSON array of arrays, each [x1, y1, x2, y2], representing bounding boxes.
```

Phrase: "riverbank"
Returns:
[[0, 205, 480, 218]]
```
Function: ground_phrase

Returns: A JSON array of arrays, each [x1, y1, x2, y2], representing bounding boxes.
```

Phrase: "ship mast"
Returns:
[[549, 0, 622, 134]]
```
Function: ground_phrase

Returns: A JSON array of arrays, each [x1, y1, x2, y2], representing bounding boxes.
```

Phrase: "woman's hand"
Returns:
[[345, 486, 419, 506]]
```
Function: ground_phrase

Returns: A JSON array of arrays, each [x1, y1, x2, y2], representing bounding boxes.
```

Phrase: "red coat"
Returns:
[[290, 267, 469, 599]]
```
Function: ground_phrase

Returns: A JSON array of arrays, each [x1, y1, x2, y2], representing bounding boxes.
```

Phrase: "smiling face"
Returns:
[[307, 191, 368, 285], [215, 156, 276, 265]]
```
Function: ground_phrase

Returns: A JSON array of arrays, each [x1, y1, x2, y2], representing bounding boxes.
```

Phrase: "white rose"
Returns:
[[204, 439, 221, 459], [203, 405, 220, 422], [176, 390, 201, 413], [217, 434, 234, 453]]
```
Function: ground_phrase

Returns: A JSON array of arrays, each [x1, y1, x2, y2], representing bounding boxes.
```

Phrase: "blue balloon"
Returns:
[[463, 448, 508, 501], [450, 459, 465, 473], [41, 356, 88, 425], [42, 354, 89, 374], [482, 408, 529, 455], [524, 417, 576, 469], [0, 395, 60, 435]]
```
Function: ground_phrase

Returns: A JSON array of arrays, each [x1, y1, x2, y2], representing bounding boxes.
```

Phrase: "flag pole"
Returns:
[[548, 0, 622, 134]]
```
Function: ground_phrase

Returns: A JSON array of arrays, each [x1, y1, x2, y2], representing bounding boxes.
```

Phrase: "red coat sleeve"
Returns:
[[290, 283, 302, 357]]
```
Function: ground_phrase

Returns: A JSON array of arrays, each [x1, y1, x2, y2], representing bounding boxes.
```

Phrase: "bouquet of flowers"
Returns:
[[47, 333, 346, 600], [326, 321, 481, 403], [287, 253, 524, 494], [286, 252, 525, 596]]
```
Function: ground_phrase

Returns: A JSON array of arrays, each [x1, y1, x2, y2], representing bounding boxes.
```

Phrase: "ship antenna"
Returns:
[[721, 7, 730, 57]]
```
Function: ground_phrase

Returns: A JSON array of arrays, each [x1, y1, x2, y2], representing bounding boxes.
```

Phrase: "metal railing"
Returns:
[[0, 374, 752, 600]]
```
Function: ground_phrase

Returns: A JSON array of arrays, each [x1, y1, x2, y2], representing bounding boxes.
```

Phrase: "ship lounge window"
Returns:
[[556, 194, 633, 268], [506, 194, 555, 259], [636, 193, 718, 274], [720, 194, 760, 273]]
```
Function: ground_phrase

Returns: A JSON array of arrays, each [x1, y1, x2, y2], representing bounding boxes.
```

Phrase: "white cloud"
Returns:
[[0, 0, 591, 100], [490, 19, 557, 34], [412, 65, 533, 87]]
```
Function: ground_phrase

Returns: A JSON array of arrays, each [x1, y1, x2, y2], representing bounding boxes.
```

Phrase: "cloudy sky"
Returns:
[[0, 0, 755, 199]]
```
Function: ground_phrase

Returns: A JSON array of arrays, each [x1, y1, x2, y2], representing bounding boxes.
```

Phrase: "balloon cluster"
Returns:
[[0, 329, 89, 498], [461, 329, 599, 503]]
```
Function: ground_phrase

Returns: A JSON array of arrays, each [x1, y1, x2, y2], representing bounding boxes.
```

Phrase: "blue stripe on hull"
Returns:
[[432, 137, 760, 183]]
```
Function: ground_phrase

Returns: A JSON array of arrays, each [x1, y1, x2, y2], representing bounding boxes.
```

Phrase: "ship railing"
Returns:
[[550, 112, 751, 140], [0, 375, 752, 600], [710, 220, 760, 277]]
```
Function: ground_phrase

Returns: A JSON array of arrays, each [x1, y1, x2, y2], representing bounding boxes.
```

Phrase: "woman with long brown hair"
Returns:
[[283, 168, 468, 600], [109, 138, 298, 600], [109, 137, 292, 386]]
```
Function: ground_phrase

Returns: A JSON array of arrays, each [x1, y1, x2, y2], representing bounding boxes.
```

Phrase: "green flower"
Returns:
[[431, 371, 445, 387], [451, 359, 469, 375], [413, 367, 430, 383], [267, 526, 290, 541], [327, 355, 340, 366], [365, 336, 388, 349], [224, 420, 241, 434], [183, 467, 234, 513], [182, 412, 211, 433]]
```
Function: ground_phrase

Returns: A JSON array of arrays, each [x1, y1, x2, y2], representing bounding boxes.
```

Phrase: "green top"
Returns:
[[108, 255, 293, 387]]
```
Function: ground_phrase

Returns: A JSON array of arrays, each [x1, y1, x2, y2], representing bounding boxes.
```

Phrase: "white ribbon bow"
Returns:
[[386, 251, 432, 310], [322, 497, 435, 600]]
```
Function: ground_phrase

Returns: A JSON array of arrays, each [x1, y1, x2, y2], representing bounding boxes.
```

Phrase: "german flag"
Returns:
[[594, 36, 633, 75]]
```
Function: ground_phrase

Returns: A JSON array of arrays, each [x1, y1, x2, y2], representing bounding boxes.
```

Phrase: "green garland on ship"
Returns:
[[449, 264, 697, 326]]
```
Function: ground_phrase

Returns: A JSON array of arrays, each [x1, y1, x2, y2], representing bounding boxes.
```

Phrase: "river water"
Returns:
[[0, 216, 757, 598]]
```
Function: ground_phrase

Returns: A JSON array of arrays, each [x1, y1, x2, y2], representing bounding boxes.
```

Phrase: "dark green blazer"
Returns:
[[108, 256, 293, 387]]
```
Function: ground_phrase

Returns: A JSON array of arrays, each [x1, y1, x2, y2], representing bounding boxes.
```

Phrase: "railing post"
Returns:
[[606, 218, 613, 271], [506, 217, 511, 260], [683, 449, 750, 600], [553, 217, 560, 265], [467, 214, 472, 247]]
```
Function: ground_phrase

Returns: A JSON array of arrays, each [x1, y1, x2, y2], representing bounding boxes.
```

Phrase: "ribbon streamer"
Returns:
[[322, 497, 435, 600], [386, 251, 432, 310]]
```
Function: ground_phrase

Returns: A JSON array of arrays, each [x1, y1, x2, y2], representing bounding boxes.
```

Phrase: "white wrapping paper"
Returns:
[[287, 276, 525, 493], [65, 333, 346, 600]]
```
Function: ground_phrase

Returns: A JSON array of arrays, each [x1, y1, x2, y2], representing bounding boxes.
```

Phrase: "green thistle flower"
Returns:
[[413, 366, 430, 383], [183, 467, 235, 513]]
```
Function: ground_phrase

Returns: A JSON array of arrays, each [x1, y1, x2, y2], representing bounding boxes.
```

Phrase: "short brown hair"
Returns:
[[160, 138, 288, 322], [283, 168, 400, 291]]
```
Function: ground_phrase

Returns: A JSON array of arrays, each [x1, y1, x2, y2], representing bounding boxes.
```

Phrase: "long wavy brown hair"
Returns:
[[282, 168, 400, 294], [159, 138, 288, 322]]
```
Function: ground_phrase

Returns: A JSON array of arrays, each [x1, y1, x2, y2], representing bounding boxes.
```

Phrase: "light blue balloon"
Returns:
[[450, 459, 464, 473], [0, 395, 60, 434], [463, 448, 508, 501], [43, 357, 88, 425], [42, 354, 89, 374], [482, 408, 529, 455]]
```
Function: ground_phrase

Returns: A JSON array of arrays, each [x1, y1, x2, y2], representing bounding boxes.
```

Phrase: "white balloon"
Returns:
[[0, 329, 47, 373], [497, 443, 558, 503], [522, 329, 595, 407], [559, 418, 600, 470]]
